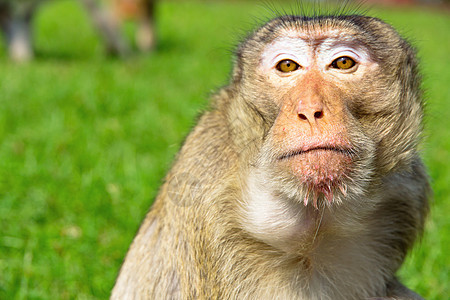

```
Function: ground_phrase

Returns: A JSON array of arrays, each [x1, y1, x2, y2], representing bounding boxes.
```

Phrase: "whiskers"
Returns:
[[312, 201, 326, 244]]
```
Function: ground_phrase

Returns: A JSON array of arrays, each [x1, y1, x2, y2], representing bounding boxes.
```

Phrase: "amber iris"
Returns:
[[331, 56, 356, 70], [276, 59, 300, 73]]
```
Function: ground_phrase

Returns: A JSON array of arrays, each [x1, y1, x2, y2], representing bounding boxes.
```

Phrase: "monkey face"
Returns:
[[233, 16, 423, 207], [260, 32, 376, 204]]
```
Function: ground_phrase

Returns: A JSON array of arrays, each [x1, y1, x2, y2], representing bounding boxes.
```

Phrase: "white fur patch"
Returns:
[[240, 170, 315, 251]]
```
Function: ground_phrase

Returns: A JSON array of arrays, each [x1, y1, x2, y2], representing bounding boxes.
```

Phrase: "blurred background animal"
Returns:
[[0, 0, 156, 61]]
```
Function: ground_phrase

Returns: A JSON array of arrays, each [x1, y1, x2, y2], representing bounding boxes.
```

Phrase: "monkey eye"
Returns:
[[331, 56, 356, 70], [276, 59, 300, 73]]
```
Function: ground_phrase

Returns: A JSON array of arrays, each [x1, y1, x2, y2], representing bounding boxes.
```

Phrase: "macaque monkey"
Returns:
[[0, 0, 156, 61], [112, 12, 429, 300]]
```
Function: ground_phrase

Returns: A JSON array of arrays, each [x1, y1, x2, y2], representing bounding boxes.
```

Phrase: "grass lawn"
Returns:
[[0, 0, 448, 299]]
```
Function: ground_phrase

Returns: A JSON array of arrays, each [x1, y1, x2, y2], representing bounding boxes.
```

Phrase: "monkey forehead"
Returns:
[[279, 26, 360, 41], [248, 16, 362, 46], [243, 15, 401, 55]]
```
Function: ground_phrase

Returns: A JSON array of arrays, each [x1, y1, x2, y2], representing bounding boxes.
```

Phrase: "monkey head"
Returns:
[[226, 15, 423, 210]]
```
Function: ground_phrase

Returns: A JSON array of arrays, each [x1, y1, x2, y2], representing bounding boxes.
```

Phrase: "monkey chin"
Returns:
[[281, 149, 353, 208]]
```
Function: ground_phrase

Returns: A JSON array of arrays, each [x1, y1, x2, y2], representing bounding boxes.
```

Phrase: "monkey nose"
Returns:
[[297, 98, 325, 123]]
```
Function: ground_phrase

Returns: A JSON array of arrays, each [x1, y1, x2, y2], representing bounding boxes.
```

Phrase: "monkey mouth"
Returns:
[[278, 146, 356, 161], [277, 146, 356, 196], [276, 146, 356, 208]]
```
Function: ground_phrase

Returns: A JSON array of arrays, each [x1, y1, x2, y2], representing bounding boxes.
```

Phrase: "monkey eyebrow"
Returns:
[[261, 37, 311, 69], [329, 47, 363, 60], [271, 53, 302, 66], [324, 40, 371, 60]]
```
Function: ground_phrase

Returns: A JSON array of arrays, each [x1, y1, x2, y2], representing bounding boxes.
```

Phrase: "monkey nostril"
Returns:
[[298, 114, 308, 120], [298, 111, 323, 121], [314, 111, 323, 119]]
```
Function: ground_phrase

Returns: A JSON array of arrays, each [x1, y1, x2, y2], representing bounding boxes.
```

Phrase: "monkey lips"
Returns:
[[278, 145, 354, 207]]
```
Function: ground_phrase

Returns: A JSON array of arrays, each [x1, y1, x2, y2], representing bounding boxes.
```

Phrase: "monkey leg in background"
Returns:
[[135, 0, 156, 52], [112, 14, 430, 300], [0, 1, 41, 62], [81, 0, 130, 57], [112, 0, 157, 52], [82, 0, 157, 55]]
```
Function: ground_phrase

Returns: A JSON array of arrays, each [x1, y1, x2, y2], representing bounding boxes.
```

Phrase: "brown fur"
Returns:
[[112, 14, 429, 300]]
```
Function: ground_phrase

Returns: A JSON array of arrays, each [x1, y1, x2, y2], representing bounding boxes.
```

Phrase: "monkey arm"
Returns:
[[111, 110, 235, 299], [367, 157, 429, 300]]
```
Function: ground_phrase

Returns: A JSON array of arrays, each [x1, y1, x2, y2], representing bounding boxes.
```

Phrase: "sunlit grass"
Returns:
[[0, 1, 448, 299]]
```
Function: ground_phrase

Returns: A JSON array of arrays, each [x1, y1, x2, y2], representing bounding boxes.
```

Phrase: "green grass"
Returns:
[[0, 1, 448, 299]]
